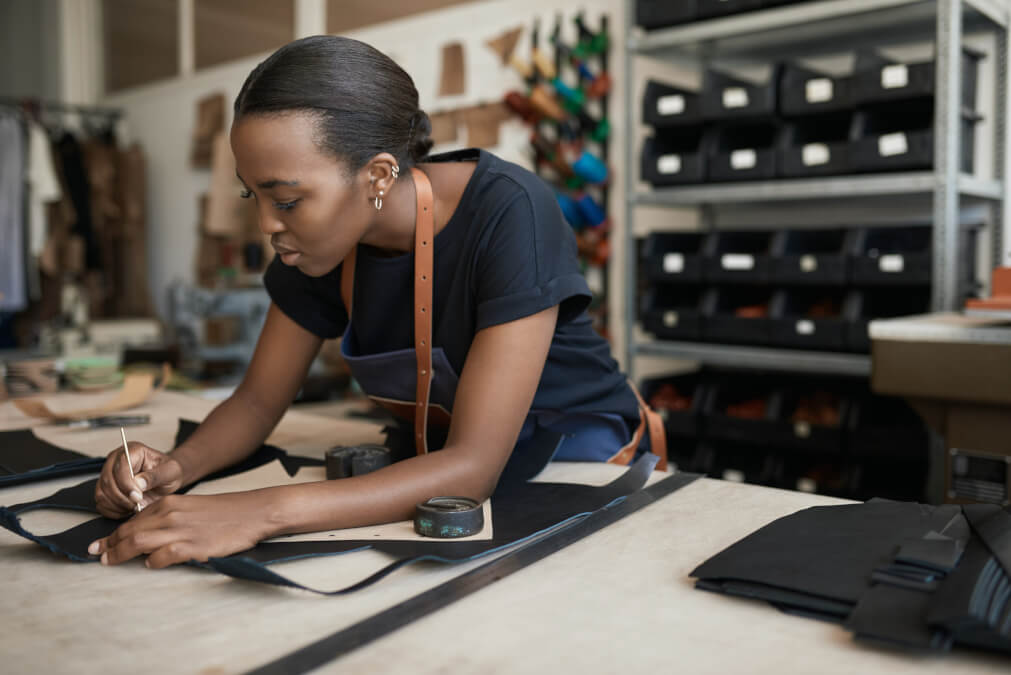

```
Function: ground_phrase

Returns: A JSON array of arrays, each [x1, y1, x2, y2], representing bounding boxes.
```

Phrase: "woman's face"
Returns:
[[230, 111, 369, 277]]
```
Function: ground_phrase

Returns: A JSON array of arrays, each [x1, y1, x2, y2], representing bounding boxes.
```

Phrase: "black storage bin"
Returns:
[[640, 285, 709, 341], [708, 123, 779, 181], [641, 130, 709, 186], [704, 287, 774, 345], [642, 80, 703, 127], [847, 287, 931, 352], [850, 100, 979, 173], [702, 68, 779, 121], [850, 457, 926, 502], [704, 230, 773, 283], [771, 380, 848, 455], [850, 225, 931, 286], [641, 231, 707, 283], [641, 371, 709, 440], [770, 228, 854, 285], [780, 63, 852, 116], [768, 288, 853, 351], [697, 441, 783, 486], [698, 0, 764, 19], [779, 453, 855, 498], [778, 113, 852, 177], [851, 48, 983, 110], [636, 0, 698, 29], [703, 374, 780, 446], [847, 392, 929, 461]]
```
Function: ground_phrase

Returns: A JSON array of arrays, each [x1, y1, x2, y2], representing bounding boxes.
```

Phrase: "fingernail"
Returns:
[[145, 558, 151, 568], [136, 477, 147, 490], [88, 541, 100, 555], [100, 552, 108, 565], [130, 490, 143, 503]]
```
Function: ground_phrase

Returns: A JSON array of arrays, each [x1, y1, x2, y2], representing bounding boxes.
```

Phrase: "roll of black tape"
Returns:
[[414, 496, 484, 538], [325, 444, 390, 479]]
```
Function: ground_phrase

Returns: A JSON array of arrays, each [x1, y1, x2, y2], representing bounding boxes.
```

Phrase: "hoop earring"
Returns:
[[374, 190, 383, 211], [391, 165, 400, 180]]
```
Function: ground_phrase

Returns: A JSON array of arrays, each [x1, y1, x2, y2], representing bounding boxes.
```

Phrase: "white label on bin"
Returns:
[[881, 64, 909, 89], [663, 310, 680, 327], [723, 87, 749, 109], [795, 319, 816, 335], [805, 78, 834, 103], [731, 148, 757, 170], [663, 252, 685, 274], [796, 477, 818, 493], [657, 94, 685, 116], [802, 143, 831, 166], [657, 154, 682, 175], [879, 254, 905, 273], [800, 255, 818, 272], [723, 469, 745, 483], [794, 421, 812, 438], [721, 253, 755, 270], [879, 132, 908, 157]]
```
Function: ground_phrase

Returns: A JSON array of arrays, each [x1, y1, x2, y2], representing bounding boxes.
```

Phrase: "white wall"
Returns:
[[98, 0, 628, 343]]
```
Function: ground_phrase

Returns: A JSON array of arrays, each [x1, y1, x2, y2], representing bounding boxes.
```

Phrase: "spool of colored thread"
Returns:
[[556, 193, 586, 229], [571, 151, 608, 184], [575, 194, 607, 227]]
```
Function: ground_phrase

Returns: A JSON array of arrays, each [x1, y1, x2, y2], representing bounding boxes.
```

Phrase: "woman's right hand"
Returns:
[[95, 441, 185, 519]]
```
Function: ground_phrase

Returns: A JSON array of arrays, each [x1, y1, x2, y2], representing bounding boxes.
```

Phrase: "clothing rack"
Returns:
[[0, 97, 122, 119]]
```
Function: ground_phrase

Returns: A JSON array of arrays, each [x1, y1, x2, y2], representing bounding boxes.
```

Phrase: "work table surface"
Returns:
[[0, 392, 1006, 674]]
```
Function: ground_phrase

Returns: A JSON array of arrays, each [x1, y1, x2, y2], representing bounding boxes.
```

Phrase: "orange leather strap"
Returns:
[[338, 169, 435, 457], [615, 381, 669, 472], [411, 168, 435, 455]]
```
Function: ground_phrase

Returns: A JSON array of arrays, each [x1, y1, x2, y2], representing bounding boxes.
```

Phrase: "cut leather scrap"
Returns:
[[0, 428, 105, 487], [13, 363, 171, 421]]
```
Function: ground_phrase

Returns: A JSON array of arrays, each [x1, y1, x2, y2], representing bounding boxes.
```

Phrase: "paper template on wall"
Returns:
[[205, 132, 250, 236], [485, 26, 523, 65], [460, 102, 511, 148], [439, 42, 466, 97], [190, 93, 225, 169], [428, 111, 459, 145]]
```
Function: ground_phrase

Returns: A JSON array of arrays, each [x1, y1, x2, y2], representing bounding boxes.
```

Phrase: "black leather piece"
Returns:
[[201, 454, 668, 594], [964, 504, 1011, 579], [695, 578, 852, 620], [0, 429, 696, 596], [691, 499, 945, 606], [0, 428, 105, 486], [0, 419, 323, 560], [847, 584, 951, 650]]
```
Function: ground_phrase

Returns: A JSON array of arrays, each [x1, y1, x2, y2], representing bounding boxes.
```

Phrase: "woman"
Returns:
[[89, 35, 665, 568]]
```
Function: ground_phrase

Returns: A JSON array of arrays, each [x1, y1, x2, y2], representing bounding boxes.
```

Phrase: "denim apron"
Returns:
[[338, 168, 667, 482]]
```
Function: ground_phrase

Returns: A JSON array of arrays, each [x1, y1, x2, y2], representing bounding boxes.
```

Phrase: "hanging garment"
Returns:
[[26, 121, 62, 300], [54, 132, 100, 271], [691, 498, 1011, 656], [0, 416, 695, 594], [0, 114, 27, 312]]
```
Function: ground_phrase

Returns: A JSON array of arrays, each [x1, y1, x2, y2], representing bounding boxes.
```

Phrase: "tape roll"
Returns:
[[414, 496, 484, 539], [325, 444, 390, 479]]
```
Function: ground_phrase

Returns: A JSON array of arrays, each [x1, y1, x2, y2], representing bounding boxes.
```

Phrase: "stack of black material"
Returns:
[[692, 499, 1011, 654]]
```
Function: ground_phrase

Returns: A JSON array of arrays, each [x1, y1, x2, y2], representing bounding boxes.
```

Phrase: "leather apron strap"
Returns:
[[339, 168, 436, 457], [607, 381, 669, 472]]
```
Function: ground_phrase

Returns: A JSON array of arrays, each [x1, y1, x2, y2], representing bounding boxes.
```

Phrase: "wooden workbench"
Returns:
[[0, 391, 1006, 674]]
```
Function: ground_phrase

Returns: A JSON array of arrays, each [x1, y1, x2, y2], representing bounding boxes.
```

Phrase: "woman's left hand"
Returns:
[[88, 492, 274, 568]]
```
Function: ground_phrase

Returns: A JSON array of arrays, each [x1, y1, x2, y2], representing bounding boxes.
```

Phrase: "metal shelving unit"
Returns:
[[637, 341, 871, 376], [623, 0, 1010, 377]]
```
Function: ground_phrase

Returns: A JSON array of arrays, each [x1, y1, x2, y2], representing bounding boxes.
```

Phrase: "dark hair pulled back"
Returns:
[[234, 35, 433, 172]]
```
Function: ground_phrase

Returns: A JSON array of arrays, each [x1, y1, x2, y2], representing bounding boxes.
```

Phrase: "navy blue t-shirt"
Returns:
[[263, 148, 640, 425]]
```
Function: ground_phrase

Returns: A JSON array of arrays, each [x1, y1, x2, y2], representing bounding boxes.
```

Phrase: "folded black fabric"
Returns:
[[691, 499, 1011, 657], [0, 429, 105, 487]]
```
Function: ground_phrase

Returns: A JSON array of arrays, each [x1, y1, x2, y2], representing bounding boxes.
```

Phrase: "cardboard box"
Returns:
[[870, 312, 1011, 504]]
